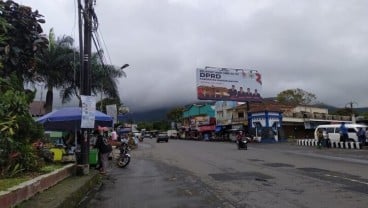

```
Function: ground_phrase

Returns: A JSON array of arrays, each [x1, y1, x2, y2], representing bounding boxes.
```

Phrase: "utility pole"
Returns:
[[78, 0, 93, 173], [346, 101, 357, 124]]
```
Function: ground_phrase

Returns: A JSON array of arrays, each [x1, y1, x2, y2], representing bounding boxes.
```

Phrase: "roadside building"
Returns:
[[182, 103, 216, 140], [214, 99, 352, 142]]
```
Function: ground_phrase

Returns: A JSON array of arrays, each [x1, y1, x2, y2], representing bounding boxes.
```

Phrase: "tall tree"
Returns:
[[0, 0, 47, 86], [276, 88, 317, 105], [35, 29, 75, 113], [60, 51, 126, 106]]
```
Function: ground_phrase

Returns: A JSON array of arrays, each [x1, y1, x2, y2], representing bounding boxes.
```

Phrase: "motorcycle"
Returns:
[[236, 139, 248, 150], [117, 140, 131, 168]]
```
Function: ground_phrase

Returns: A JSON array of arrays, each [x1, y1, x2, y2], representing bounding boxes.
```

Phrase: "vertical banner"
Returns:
[[106, 104, 117, 125], [81, 95, 96, 128], [196, 67, 263, 102]]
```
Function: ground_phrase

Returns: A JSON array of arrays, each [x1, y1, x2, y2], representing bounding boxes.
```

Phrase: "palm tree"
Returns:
[[35, 29, 75, 113], [60, 51, 126, 106]]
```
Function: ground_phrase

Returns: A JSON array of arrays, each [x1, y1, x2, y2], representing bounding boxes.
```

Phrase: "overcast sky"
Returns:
[[21, 0, 368, 112]]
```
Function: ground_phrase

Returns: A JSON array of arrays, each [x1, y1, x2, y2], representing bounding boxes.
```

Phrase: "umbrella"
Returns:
[[37, 107, 113, 131]]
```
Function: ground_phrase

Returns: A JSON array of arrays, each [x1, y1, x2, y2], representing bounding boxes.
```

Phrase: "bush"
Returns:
[[0, 76, 44, 178]]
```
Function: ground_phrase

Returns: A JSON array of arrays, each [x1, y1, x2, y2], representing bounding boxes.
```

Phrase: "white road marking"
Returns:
[[324, 174, 368, 185]]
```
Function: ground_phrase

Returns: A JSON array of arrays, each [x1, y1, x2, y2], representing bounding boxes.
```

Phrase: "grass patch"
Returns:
[[0, 177, 30, 192], [0, 164, 65, 192]]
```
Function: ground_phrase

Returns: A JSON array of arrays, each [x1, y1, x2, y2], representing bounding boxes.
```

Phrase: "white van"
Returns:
[[314, 124, 368, 142], [167, 130, 178, 139]]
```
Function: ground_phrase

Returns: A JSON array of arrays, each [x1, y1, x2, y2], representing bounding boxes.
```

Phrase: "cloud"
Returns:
[[22, 0, 368, 111]]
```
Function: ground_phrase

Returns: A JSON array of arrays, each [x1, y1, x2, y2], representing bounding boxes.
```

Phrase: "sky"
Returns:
[[20, 0, 368, 112]]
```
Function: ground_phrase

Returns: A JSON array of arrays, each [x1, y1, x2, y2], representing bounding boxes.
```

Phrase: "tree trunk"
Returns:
[[44, 86, 53, 113]]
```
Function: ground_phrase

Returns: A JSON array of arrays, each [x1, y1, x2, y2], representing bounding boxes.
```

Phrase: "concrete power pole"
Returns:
[[77, 0, 93, 173], [346, 101, 357, 124]]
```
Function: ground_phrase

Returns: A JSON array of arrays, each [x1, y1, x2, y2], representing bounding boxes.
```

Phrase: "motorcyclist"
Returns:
[[236, 131, 244, 142], [236, 131, 247, 149]]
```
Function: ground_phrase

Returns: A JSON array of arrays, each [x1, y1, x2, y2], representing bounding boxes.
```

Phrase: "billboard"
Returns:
[[196, 67, 263, 102]]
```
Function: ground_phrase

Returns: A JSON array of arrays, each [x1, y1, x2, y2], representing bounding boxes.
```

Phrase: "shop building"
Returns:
[[182, 103, 216, 140]]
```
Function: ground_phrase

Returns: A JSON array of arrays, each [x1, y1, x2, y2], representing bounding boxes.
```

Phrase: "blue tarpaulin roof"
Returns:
[[37, 107, 113, 131]]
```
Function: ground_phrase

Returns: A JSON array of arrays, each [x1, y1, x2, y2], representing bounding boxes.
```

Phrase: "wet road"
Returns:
[[83, 139, 368, 208]]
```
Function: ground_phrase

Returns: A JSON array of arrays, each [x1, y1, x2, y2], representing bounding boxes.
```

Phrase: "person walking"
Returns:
[[339, 122, 348, 142], [317, 129, 323, 148], [357, 127, 366, 146], [95, 130, 113, 175]]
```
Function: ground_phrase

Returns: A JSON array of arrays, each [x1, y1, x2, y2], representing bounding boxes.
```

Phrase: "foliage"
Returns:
[[137, 122, 154, 131], [361, 112, 368, 119], [166, 107, 184, 122], [60, 51, 126, 107], [0, 76, 44, 178], [0, 0, 48, 86], [96, 97, 122, 113], [0, 163, 64, 191], [137, 120, 170, 132], [332, 108, 358, 116], [276, 88, 317, 105], [35, 28, 75, 113], [152, 120, 170, 131], [0, 176, 29, 191]]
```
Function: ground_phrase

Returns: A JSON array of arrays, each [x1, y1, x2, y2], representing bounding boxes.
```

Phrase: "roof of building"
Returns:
[[235, 100, 295, 113]]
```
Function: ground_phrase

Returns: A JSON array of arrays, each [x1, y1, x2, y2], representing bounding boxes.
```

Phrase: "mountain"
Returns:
[[118, 101, 217, 122], [118, 107, 170, 122]]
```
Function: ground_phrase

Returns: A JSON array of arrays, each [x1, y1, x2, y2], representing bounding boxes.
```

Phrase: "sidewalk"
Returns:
[[17, 169, 101, 208]]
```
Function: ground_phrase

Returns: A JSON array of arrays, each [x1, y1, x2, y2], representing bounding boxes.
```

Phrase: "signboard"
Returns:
[[196, 67, 262, 102], [106, 104, 117, 124], [81, 95, 96, 128]]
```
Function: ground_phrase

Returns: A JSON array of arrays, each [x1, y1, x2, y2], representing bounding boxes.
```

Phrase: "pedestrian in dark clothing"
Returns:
[[357, 127, 366, 145], [339, 122, 348, 142], [317, 129, 323, 148], [94, 132, 112, 174]]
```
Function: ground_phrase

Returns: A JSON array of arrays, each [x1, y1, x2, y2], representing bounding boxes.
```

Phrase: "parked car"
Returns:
[[144, 133, 152, 139], [157, 132, 169, 143], [314, 124, 368, 143]]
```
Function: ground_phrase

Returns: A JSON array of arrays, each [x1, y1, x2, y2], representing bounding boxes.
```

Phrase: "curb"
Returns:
[[17, 169, 101, 208], [0, 164, 75, 208], [296, 139, 363, 149]]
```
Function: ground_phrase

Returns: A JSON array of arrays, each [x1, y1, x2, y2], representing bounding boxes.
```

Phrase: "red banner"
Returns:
[[198, 125, 215, 132]]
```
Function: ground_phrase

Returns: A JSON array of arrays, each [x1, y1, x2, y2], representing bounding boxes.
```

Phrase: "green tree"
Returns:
[[0, 0, 48, 86], [166, 107, 184, 123], [333, 108, 358, 116], [361, 112, 368, 119], [137, 122, 154, 131], [60, 51, 126, 106], [276, 88, 317, 105], [0, 1, 47, 177], [152, 121, 170, 131], [35, 28, 75, 113]]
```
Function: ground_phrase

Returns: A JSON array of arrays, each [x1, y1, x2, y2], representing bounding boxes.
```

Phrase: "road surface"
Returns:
[[83, 139, 368, 208]]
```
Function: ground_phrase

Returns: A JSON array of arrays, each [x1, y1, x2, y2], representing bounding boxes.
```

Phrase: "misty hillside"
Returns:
[[119, 102, 368, 123]]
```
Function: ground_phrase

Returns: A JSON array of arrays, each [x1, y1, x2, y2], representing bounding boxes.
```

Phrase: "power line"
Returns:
[[97, 28, 113, 65]]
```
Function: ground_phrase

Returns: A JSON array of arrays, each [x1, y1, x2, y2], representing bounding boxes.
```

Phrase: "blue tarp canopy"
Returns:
[[37, 107, 113, 131]]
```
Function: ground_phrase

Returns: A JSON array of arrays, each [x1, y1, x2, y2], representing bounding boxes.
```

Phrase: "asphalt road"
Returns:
[[83, 139, 368, 208]]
